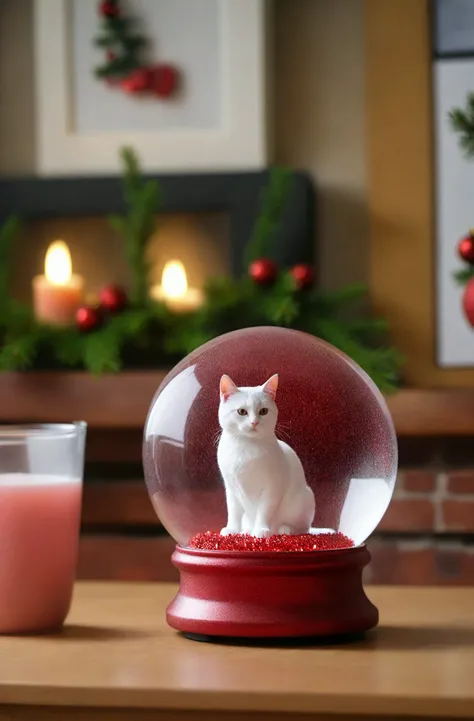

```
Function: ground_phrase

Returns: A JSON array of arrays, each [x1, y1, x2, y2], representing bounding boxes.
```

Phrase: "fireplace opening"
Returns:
[[11, 211, 230, 306]]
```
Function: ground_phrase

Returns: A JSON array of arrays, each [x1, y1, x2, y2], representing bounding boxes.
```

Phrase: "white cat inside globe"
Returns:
[[143, 327, 397, 551], [218, 373, 334, 538]]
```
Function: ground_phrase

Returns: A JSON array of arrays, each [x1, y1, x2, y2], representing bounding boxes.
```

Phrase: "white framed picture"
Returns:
[[433, 59, 474, 367], [33, 0, 269, 175]]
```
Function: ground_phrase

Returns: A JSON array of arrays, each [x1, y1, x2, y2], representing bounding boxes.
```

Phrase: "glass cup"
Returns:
[[0, 423, 87, 633]]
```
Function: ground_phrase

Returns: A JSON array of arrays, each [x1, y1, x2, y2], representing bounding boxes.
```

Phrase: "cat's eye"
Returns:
[[237, 408, 248, 416], [259, 408, 269, 416]]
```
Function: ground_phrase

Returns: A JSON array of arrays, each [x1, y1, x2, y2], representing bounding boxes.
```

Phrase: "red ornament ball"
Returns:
[[76, 305, 101, 333], [290, 263, 315, 290], [99, 284, 128, 314], [462, 278, 474, 328], [120, 68, 150, 94], [100, 1, 119, 18], [458, 233, 474, 264], [189, 531, 354, 552], [151, 64, 179, 98], [249, 258, 278, 285]]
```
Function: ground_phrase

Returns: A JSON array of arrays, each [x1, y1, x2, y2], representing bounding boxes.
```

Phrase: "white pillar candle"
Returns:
[[150, 260, 203, 313]]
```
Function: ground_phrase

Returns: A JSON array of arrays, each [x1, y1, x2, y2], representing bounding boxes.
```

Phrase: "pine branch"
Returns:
[[53, 327, 84, 368], [449, 93, 474, 159], [109, 147, 161, 306], [0, 325, 44, 371], [453, 266, 474, 285], [320, 283, 368, 307], [95, 55, 141, 78], [94, 34, 117, 48], [83, 328, 121, 375], [260, 272, 299, 325], [244, 167, 293, 267], [311, 318, 403, 392], [93, 3, 147, 78], [120, 146, 141, 202]]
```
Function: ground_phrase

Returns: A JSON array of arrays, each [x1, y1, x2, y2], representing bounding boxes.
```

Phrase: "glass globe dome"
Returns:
[[143, 327, 397, 549]]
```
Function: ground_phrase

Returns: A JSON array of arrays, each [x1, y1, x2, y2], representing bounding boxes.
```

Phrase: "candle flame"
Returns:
[[161, 260, 188, 299], [45, 240, 72, 286]]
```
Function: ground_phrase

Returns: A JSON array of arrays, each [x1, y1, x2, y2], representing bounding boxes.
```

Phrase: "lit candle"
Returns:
[[151, 260, 203, 313], [33, 241, 84, 325]]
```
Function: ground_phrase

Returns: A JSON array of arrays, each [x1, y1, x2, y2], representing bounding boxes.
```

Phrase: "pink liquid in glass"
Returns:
[[0, 474, 82, 633]]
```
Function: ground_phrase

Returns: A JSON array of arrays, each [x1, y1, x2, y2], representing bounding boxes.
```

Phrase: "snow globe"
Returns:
[[143, 326, 397, 639]]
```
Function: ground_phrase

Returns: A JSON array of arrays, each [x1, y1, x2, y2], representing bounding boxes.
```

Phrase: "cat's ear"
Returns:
[[220, 374, 238, 401], [262, 374, 279, 400]]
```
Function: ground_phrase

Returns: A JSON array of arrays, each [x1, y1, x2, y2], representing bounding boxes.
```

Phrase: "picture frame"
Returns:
[[433, 56, 474, 367], [365, 0, 474, 388], [433, 0, 474, 58], [33, 0, 269, 176]]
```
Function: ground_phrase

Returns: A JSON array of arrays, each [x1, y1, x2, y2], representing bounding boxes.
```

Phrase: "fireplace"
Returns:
[[11, 211, 230, 306]]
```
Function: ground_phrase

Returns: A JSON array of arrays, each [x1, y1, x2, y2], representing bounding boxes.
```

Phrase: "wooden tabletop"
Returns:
[[0, 583, 474, 721]]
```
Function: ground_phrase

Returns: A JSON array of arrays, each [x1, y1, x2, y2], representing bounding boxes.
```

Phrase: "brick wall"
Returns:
[[77, 437, 474, 586], [366, 437, 474, 585]]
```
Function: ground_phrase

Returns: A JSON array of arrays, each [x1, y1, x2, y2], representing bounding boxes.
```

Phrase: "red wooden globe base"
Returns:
[[166, 544, 378, 640]]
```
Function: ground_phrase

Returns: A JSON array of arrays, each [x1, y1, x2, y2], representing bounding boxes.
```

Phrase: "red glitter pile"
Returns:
[[189, 531, 354, 552]]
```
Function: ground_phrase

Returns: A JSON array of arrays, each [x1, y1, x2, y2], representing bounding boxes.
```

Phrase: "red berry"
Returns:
[[120, 69, 150, 94], [151, 64, 179, 98], [100, 1, 119, 18], [290, 263, 315, 290], [99, 284, 128, 313], [249, 258, 278, 285], [76, 305, 101, 333], [462, 278, 474, 328], [458, 233, 474, 264]]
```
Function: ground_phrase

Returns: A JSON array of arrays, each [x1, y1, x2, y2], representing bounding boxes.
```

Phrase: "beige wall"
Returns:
[[274, 0, 368, 289], [0, 0, 368, 289], [0, 0, 35, 175]]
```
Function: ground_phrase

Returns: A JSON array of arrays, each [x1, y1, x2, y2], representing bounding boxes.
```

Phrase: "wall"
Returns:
[[0, 0, 35, 174], [0, 0, 369, 290], [75, 437, 474, 586], [274, 0, 369, 290]]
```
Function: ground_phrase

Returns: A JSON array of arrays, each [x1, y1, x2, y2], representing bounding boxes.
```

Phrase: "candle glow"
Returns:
[[45, 241, 72, 286], [162, 260, 188, 299]]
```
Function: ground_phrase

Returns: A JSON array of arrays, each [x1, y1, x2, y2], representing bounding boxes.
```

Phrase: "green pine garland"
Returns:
[[0, 147, 403, 390]]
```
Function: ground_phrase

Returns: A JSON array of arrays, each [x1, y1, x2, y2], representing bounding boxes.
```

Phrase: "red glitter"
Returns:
[[189, 531, 354, 552]]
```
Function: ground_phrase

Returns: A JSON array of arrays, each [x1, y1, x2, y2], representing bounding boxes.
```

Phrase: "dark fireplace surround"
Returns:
[[0, 170, 315, 278]]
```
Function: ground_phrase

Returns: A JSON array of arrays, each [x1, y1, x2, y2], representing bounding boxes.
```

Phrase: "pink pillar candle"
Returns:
[[33, 240, 84, 325], [33, 274, 84, 325]]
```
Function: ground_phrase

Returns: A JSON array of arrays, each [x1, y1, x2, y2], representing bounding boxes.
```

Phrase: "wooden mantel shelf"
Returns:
[[0, 371, 473, 436], [386, 388, 474, 437]]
